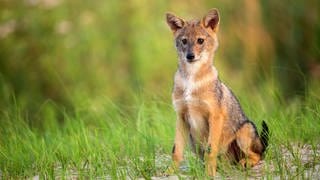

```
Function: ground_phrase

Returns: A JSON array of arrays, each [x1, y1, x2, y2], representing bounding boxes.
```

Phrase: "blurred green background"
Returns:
[[1, 0, 319, 124]]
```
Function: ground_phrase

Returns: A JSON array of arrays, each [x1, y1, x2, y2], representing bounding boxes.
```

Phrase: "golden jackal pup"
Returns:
[[166, 8, 269, 176]]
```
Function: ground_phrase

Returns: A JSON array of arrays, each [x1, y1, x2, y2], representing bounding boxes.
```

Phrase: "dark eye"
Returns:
[[197, 38, 204, 44], [181, 38, 187, 45]]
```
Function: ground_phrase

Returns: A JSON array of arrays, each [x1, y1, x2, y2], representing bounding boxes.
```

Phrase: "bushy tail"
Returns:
[[260, 121, 269, 153]]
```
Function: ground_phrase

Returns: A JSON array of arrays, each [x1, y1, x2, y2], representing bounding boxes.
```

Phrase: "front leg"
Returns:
[[205, 113, 224, 177], [170, 114, 189, 172]]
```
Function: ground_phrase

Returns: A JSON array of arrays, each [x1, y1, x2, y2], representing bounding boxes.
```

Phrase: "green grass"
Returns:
[[1, 90, 320, 179]]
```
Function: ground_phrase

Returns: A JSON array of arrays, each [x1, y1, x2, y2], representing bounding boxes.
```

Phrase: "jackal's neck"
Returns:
[[178, 55, 218, 81]]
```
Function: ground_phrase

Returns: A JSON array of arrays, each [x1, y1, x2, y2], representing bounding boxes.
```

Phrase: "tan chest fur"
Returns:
[[172, 64, 220, 141]]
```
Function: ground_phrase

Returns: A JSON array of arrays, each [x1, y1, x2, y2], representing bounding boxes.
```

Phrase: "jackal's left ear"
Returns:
[[202, 8, 220, 32], [166, 12, 185, 33]]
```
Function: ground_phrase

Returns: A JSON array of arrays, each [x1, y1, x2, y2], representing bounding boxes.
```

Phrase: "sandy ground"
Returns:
[[26, 143, 320, 179], [152, 143, 320, 179]]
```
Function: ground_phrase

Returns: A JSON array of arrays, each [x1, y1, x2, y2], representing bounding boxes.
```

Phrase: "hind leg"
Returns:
[[236, 122, 262, 168]]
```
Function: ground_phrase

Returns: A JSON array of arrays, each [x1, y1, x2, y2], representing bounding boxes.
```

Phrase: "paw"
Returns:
[[239, 159, 247, 168], [206, 165, 216, 177], [239, 158, 258, 168], [164, 165, 179, 175]]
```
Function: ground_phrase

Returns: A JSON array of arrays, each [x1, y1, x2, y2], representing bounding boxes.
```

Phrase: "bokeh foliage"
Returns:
[[0, 0, 319, 123]]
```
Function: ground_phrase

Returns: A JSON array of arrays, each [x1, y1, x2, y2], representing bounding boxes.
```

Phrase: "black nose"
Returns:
[[186, 53, 195, 61]]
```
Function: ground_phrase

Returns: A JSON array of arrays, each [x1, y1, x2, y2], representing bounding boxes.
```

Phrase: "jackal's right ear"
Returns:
[[166, 13, 185, 33], [202, 8, 220, 32]]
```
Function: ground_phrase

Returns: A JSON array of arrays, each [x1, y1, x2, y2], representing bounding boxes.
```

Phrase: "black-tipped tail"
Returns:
[[260, 121, 269, 153]]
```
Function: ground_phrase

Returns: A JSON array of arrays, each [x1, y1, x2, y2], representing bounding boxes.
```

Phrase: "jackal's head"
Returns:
[[166, 9, 219, 64]]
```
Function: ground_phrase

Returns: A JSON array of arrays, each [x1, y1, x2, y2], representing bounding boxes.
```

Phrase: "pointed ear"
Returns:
[[166, 12, 185, 33], [202, 8, 220, 32]]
